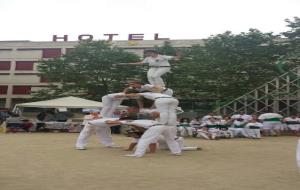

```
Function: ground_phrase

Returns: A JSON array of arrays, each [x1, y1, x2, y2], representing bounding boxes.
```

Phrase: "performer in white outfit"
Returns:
[[100, 92, 126, 118], [157, 136, 200, 151], [75, 117, 124, 150], [124, 50, 180, 86], [127, 81, 174, 96], [125, 118, 181, 157], [126, 92, 179, 126], [258, 112, 283, 136]]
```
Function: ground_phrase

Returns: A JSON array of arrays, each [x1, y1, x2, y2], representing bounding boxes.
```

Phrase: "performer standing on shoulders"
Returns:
[[123, 49, 180, 86]]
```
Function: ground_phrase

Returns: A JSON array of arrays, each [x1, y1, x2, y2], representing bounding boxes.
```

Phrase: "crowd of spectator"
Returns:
[[177, 111, 300, 140]]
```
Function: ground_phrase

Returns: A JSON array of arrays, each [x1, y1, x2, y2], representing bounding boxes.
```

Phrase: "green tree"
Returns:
[[277, 17, 300, 72], [32, 41, 141, 101], [167, 30, 288, 109]]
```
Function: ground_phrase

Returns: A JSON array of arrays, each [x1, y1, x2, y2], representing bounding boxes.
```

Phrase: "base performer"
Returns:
[[75, 117, 124, 150], [125, 118, 181, 157], [100, 92, 126, 117], [126, 92, 179, 126]]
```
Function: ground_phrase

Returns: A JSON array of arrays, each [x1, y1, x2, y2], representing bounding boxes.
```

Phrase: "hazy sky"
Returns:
[[0, 0, 299, 41]]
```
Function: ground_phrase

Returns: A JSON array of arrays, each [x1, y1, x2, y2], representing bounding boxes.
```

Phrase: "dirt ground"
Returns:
[[0, 133, 299, 190]]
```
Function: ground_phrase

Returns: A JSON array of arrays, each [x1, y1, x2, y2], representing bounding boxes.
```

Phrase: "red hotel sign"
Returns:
[[53, 33, 170, 42]]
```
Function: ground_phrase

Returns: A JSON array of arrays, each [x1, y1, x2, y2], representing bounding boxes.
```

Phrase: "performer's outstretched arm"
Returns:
[[116, 61, 143, 66]]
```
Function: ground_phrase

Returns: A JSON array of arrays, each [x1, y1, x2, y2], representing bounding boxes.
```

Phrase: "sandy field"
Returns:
[[0, 133, 299, 190]]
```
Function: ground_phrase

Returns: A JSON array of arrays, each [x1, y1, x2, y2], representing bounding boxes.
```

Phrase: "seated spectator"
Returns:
[[229, 112, 250, 138], [283, 114, 300, 136], [20, 119, 33, 132], [196, 117, 220, 140], [217, 116, 234, 138], [177, 118, 193, 137], [36, 111, 47, 132], [244, 116, 263, 139], [190, 117, 201, 129], [55, 111, 68, 122]]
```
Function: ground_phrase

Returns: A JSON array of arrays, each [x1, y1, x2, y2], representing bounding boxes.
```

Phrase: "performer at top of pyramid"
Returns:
[[119, 49, 181, 86]]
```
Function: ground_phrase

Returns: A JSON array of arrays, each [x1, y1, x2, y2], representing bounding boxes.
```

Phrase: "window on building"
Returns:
[[42, 48, 61, 58], [12, 86, 31, 95], [0, 61, 11, 70], [40, 75, 49, 83], [15, 61, 34, 70], [0, 86, 8, 94], [66, 48, 75, 54], [0, 99, 6, 108]]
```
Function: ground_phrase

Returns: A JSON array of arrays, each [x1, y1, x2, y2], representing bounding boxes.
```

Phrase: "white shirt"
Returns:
[[284, 117, 300, 126], [245, 122, 263, 129], [141, 84, 173, 96], [139, 92, 172, 100], [139, 108, 158, 114], [142, 55, 173, 67], [82, 114, 99, 125], [88, 118, 120, 127], [106, 92, 125, 99], [128, 119, 158, 129], [231, 114, 252, 122], [141, 84, 155, 91], [202, 115, 212, 122]]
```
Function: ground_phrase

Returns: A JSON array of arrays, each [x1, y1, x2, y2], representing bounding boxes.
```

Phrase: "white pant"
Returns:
[[158, 136, 198, 151], [196, 129, 210, 139], [229, 128, 248, 137], [100, 96, 123, 117], [75, 124, 114, 148], [147, 67, 170, 86], [245, 128, 261, 139], [155, 98, 179, 126], [262, 122, 282, 130], [287, 124, 300, 131], [134, 125, 181, 157], [178, 126, 193, 137]]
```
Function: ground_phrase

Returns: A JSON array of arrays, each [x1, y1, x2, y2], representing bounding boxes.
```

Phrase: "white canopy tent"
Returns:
[[14, 96, 104, 109]]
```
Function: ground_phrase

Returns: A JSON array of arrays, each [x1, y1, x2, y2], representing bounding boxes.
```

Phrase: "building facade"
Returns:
[[0, 39, 203, 109]]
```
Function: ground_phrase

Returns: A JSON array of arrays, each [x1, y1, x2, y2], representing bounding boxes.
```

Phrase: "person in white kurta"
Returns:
[[100, 93, 126, 118], [157, 136, 200, 151], [75, 117, 124, 149], [124, 119, 158, 152], [126, 50, 180, 86], [125, 119, 181, 157], [126, 92, 179, 126], [127, 81, 174, 96]]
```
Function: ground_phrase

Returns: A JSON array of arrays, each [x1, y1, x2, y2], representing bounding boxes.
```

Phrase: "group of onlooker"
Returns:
[[1, 109, 72, 133], [177, 111, 300, 140]]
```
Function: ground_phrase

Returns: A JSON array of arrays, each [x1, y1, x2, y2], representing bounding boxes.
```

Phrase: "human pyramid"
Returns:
[[75, 49, 200, 157]]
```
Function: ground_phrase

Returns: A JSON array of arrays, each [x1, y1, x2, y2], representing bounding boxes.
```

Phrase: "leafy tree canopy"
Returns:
[[33, 41, 141, 101]]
